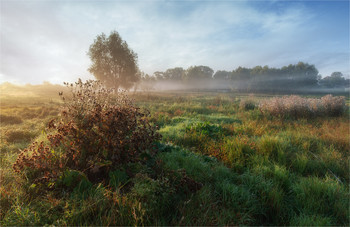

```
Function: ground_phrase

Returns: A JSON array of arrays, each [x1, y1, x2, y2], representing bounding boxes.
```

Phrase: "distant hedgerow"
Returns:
[[13, 79, 161, 184], [259, 95, 346, 119]]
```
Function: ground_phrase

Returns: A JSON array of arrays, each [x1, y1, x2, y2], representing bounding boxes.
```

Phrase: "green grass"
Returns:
[[1, 89, 349, 226]]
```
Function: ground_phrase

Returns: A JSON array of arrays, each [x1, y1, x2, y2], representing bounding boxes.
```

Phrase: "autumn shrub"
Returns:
[[13, 79, 161, 185], [320, 94, 346, 116], [259, 95, 345, 118]]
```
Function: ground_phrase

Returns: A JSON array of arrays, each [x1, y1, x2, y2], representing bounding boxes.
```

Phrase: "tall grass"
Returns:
[[0, 115, 23, 125], [1, 90, 349, 226], [259, 95, 346, 118]]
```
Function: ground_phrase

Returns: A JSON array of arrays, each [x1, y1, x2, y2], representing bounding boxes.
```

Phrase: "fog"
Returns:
[[136, 78, 349, 95], [139, 80, 231, 91]]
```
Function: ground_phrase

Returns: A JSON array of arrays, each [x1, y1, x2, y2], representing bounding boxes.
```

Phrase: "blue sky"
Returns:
[[1, 0, 349, 84]]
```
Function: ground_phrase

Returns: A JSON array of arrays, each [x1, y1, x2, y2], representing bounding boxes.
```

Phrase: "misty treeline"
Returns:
[[137, 62, 349, 92], [87, 31, 348, 93]]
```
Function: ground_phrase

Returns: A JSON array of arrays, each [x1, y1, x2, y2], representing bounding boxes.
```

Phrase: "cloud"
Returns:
[[0, 0, 348, 84]]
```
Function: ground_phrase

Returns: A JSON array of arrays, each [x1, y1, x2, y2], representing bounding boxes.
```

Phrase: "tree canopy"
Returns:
[[213, 70, 231, 80], [319, 72, 349, 88], [138, 62, 348, 92], [183, 65, 214, 82], [88, 31, 139, 90], [164, 67, 185, 81]]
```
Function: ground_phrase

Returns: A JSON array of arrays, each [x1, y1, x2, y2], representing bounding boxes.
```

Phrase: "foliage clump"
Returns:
[[88, 31, 139, 90], [259, 95, 345, 118], [239, 98, 256, 111], [186, 121, 224, 139], [13, 79, 160, 184]]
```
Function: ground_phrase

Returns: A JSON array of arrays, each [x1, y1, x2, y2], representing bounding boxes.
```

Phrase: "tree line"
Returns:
[[139, 64, 349, 92], [88, 31, 349, 92]]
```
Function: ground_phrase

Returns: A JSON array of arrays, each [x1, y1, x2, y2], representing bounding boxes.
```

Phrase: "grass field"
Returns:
[[0, 85, 349, 226]]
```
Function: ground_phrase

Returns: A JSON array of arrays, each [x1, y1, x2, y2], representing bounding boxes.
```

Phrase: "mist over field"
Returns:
[[135, 64, 349, 93], [138, 78, 350, 93]]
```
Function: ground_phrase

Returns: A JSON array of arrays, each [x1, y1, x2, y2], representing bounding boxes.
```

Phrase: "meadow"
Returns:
[[0, 83, 349, 226]]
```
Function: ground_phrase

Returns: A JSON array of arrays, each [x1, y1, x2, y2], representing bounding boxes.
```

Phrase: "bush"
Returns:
[[259, 95, 345, 119], [320, 95, 346, 116], [239, 99, 256, 111], [13, 79, 161, 184]]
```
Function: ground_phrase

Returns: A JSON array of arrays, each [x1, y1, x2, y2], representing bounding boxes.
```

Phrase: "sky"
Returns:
[[0, 0, 349, 85]]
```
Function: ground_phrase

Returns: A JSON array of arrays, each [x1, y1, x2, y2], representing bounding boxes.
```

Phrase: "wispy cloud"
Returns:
[[0, 0, 348, 84]]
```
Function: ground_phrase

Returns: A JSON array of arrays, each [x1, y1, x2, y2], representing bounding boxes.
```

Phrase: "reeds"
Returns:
[[259, 95, 345, 118]]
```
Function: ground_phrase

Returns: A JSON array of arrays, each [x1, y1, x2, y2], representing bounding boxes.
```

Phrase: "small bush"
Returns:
[[320, 94, 346, 116], [239, 99, 256, 111], [259, 95, 345, 118], [13, 79, 161, 185]]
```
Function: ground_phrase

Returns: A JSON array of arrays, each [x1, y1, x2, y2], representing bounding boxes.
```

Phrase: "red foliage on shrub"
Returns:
[[13, 80, 161, 184]]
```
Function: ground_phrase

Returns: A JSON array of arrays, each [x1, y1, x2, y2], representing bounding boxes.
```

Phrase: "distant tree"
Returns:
[[251, 66, 263, 76], [88, 31, 139, 90], [184, 66, 214, 82], [331, 72, 344, 78], [164, 67, 185, 81], [230, 62, 319, 92], [232, 67, 251, 81], [213, 70, 231, 80], [231, 67, 252, 91], [140, 72, 156, 91], [320, 72, 347, 88], [280, 62, 318, 87], [153, 71, 165, 81], [294, 62, 319, 87]]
